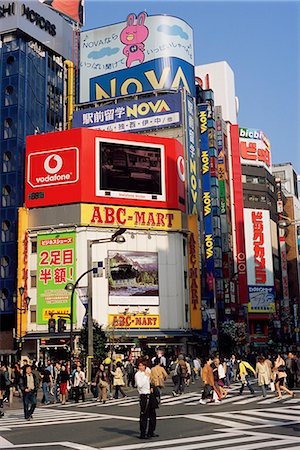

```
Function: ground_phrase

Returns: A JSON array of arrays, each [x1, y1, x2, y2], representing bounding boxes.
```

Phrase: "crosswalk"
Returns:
[[54, 390, 298, 409]]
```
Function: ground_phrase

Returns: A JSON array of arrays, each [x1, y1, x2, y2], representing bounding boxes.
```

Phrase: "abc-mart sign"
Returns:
[[27, 147, 79, 188]]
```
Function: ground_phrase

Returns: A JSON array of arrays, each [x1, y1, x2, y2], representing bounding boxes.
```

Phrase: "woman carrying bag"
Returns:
[[255, 356, 271, 398], [273, 353, 294, 399], [111, 362, 127, 399], [95, 364, 108, 403]]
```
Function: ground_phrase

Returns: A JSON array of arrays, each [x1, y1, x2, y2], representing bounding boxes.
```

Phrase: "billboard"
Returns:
[[239, 127, 271, 173], [16, 208, 29, 328], [230, 125, 248, 304], [25, 129, 186, 211], [108, 314, 160, 329], [39, 0, 84, 25], [108, 251, 159, 306], [81, 204, 182, 231], [188, 215, 202, 329], [79, 13, 194, 103], [186, 94, 199, 215], [73, 93, 182, 132], [37, 232, 76, 324]]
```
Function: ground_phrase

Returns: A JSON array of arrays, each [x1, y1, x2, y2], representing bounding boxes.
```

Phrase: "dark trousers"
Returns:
[[23, 391, 37, 419], [74, 386, 85, 402], [114, 385, 126, 398], [286, 370, 295, 389], [239, 376, 255, 394], [139, 394, 156, 437], [175, 376, 185, 394], [127, 374, 135, 387]]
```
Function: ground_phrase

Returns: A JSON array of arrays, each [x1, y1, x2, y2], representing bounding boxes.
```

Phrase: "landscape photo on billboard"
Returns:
[[108, 251, 159, 306], [98, 140, 163, 197]]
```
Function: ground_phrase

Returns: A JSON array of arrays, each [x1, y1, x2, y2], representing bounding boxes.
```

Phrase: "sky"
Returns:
[[84, 0, 300, 173]]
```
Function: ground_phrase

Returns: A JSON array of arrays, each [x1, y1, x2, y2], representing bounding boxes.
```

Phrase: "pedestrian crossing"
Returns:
[[54, 390, 298, 409], [98, 430, 300, 450]]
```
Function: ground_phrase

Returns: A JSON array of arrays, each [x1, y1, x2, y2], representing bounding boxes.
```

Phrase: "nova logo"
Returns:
[[203, 192, 211, 216], [127, 100, 170, 118], [27, 147, 79, 188], [205, 234, 213, 258], [201, 151, 209, 174], [199, 111, 207, 133]]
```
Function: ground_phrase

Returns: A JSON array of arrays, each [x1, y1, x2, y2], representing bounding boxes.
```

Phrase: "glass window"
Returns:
[[1, 220, 10, 242], [0, 256, 10, 278], [0, 288, 9, 312], [31, 240, 37, 253], [2, 185, 11, 207], [30, 307, 36, 323], [3, 151, 12, 172], [31, 273, 37, 288], [242, 174, 246, 183], [3, 118, 13, 139]]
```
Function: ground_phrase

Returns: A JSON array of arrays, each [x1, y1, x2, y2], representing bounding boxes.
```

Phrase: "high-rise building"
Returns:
[[0, 0, 73, 358]]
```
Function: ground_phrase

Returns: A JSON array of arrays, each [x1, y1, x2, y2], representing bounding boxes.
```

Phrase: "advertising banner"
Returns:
[[186, 94, 199, 215], [73, 93, 182, 132], [199, 105, 214, 275], [81, 204, 182, 231], [239, 127, 271, 173], [244, 209, 274, 287], [248, 286, 275, 313], [188, 215, 202, 329], [230, 125, 248, 304], [108, 314, 160, 329], [108, 251, 159, 306], [39, 0, 84, 25], [16, 209, 28, 331], [37, 232, 76, 324], [80, 13, 194, 103]]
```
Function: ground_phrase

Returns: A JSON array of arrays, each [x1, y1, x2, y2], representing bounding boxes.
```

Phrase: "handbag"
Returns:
[[270, 381, 275, 392], [79, 380, 88, 389], [277, 365, 286, 372]]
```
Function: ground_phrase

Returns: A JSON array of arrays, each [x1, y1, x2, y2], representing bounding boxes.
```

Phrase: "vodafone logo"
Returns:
[[44, 154, 63, 174], [27, 147, 79, 188], [177, 155, 185, 182]]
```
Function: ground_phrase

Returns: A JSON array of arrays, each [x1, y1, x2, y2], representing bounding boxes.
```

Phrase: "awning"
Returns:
[[112, 329, 193, 339], [23, 332, 70, 341], [0, 350, 17, 355]]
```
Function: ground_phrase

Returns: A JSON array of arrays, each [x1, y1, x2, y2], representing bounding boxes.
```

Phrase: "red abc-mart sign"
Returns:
[[27, 147, 79, 188]]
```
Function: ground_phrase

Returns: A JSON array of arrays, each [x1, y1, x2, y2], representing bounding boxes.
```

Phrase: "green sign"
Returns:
[[37, 232, 76, 324]]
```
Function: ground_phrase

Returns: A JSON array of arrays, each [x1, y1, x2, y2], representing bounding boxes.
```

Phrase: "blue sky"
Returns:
[[84, 0, 300, 173]]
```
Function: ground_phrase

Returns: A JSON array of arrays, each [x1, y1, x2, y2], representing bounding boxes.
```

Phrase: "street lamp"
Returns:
[[278, 215, 300, 229], [13, 287, 31, 357], [65, 228, 126, 379]]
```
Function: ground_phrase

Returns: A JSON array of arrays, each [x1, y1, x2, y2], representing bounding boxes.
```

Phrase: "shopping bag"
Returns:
[[270, 381, 275, 392]]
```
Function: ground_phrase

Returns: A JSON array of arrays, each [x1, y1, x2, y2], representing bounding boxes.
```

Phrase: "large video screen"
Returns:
[[96, 138, 166, 201]]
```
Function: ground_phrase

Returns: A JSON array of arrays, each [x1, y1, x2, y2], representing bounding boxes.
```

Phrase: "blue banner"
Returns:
[[73, 92, 182, 133], [185, 94, 199, 215]]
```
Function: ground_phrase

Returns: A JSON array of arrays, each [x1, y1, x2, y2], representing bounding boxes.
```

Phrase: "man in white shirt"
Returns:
[[135, 359, 158, 440]]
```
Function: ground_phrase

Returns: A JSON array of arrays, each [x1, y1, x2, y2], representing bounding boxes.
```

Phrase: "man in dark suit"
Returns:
[[19, 365, 39, 420]]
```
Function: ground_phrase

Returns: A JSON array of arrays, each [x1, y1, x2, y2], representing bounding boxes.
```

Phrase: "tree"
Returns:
[[219, 320, 246, 356], [79, 320, 107, 363]]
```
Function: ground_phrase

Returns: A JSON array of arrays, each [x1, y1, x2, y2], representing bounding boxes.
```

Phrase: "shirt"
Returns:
[[135, 370, 150, 395], [26, 373, 34, 391]]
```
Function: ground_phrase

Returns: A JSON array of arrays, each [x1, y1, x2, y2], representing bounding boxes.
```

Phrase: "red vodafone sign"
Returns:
[[25, 129, 186, 211], [27, 147, 79, 188]]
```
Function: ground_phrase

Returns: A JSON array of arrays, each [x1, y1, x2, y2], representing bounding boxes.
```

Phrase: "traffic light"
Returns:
[[48, 318, 56, 333], [58, 318, 67, 333]]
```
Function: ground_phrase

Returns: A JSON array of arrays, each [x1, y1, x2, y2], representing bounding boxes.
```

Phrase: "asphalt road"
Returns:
[[0, 380, 299, 450]]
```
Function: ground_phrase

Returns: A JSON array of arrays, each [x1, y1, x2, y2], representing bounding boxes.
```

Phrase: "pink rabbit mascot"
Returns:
[[120, 12, 149, 68]]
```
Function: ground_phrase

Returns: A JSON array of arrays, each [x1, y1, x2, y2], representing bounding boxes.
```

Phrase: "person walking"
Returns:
[[199, 356, 214, 404], [150, 357, 168, 403], [19, 365, 38, 420], [0, 367, 6, 417], [111, 362, 126, 399], [274, 353, 294, 399], [95, 364, 108, 403], [172, 354, 188, 396], [53, 362, 61, 403], [57, 365, 69, 405], [285, 352, 297, 389], [256, 356, 271, 397], [73, 366, 86, 403], [125, 361, 136, 388], [41, 366, 52, 405], [238, 358, 255, 395], [135, 358, 158, 440]]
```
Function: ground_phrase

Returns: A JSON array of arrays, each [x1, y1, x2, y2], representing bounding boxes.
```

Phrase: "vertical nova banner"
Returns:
[[80, 13, 195, 102], [37, 232, 76, 324]]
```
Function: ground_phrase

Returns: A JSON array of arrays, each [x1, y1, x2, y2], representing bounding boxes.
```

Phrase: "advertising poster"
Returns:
[[16, 209, 29, 333], [239, 127, 271, 173], [248, 286, 275, 313], [73, 92, 182, 132], [188, 215, 202, 329], [186, 94, 199, 215], [80, 13, 194, 102], [37, 232, 76, 324], [108, 251, 159, 306]]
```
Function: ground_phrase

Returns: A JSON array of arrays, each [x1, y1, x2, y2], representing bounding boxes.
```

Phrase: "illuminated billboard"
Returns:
[[39, 0, 84, 25], [25, 129, 186, 211], [79, 13, 194, 103], [239, 127, 271, 173]]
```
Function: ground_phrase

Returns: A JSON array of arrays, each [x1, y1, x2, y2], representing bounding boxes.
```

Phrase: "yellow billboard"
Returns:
[[188, 215, 202, 329], [81, 204, 182, 231], [108, 314, 160, 329], [17, 208, 29, 337]]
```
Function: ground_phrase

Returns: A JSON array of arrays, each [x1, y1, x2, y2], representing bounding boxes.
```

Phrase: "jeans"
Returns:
[[23, 391, 37, 419], [239, 376, 255, 394], [114, 385, 126, 398], [54, 382, 60, 402], [175, 376, 185, 394], [42, 382, 51, 404], [261, 384, 268, 397]]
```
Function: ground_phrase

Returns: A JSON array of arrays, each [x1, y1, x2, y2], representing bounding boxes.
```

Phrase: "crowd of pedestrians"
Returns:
[[0, 349, 299, 435]]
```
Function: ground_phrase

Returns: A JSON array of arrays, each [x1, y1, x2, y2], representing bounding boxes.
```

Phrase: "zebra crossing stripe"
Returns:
[[235, 395, 264, 405], [248, 410, 300, 421]]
